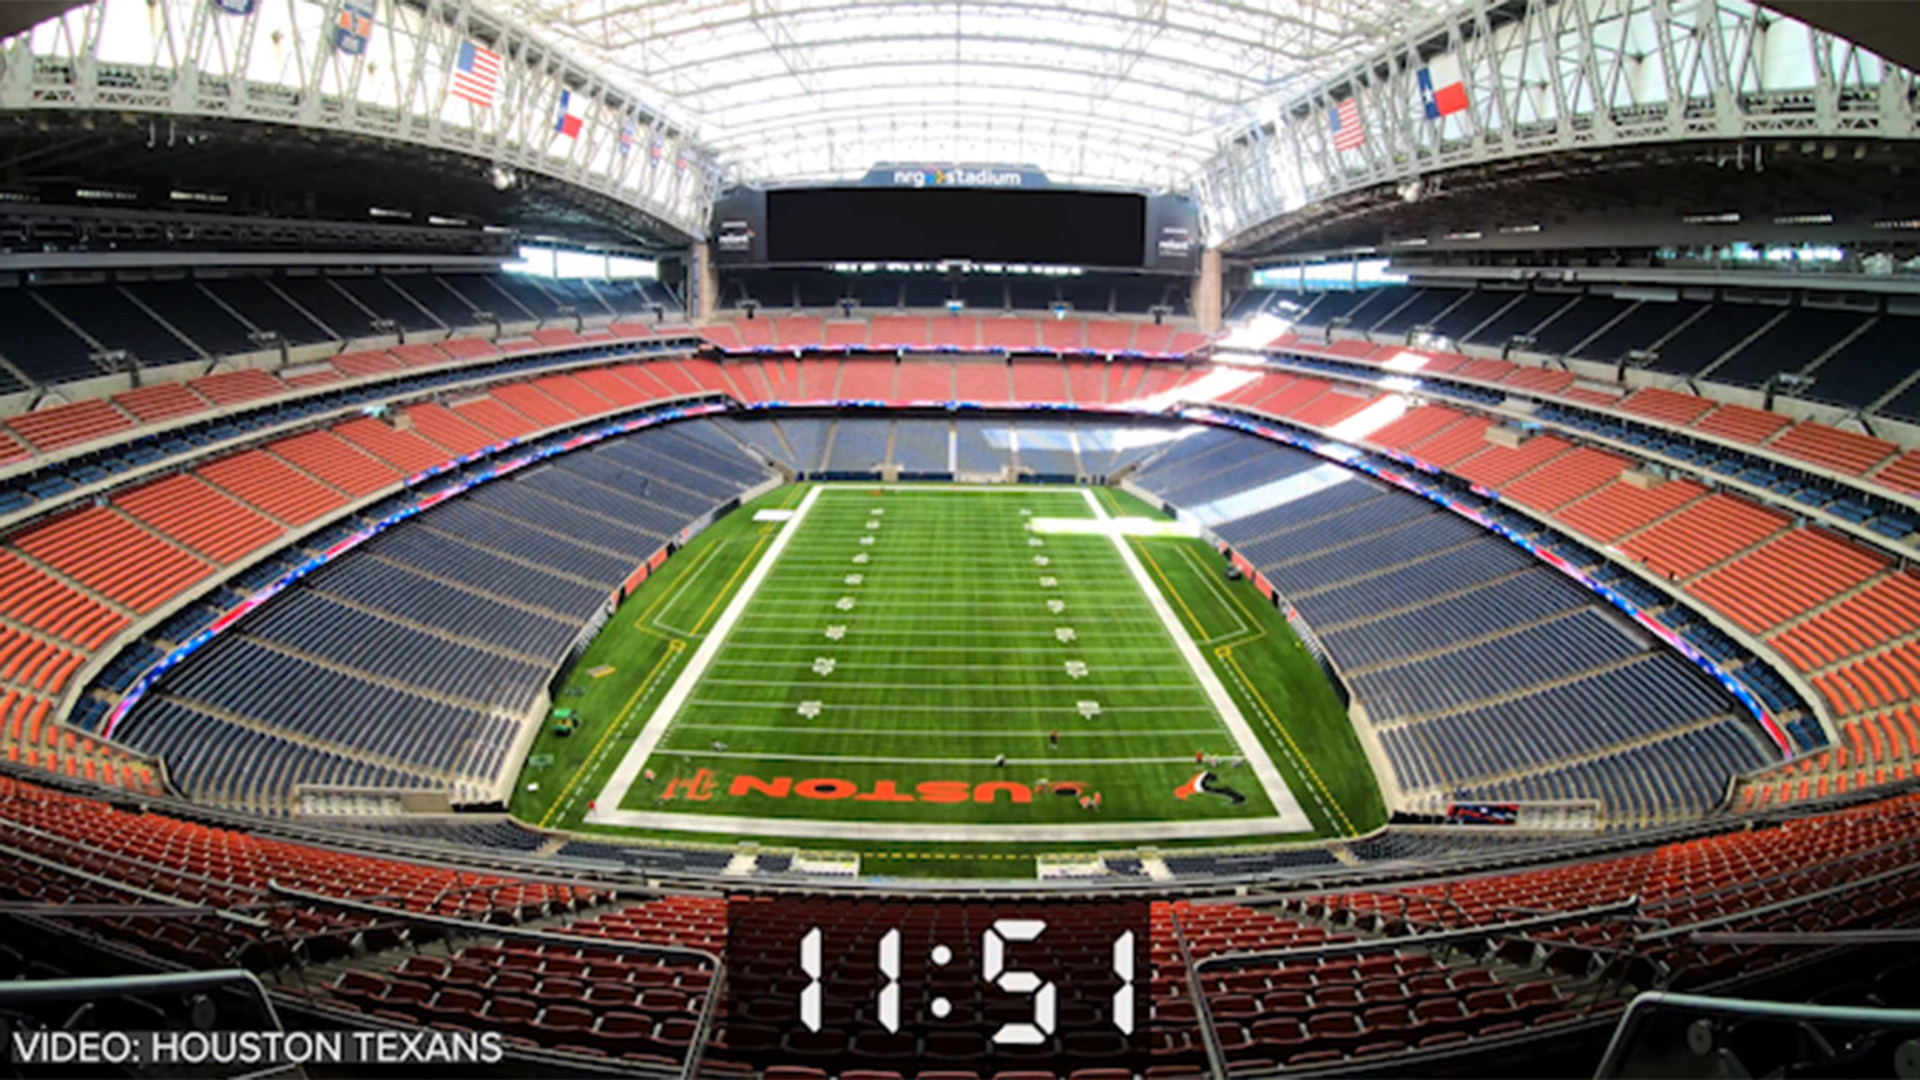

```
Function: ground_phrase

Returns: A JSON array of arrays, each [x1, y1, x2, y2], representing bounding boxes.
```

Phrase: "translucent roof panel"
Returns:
[[503, 0, 1441, 190]]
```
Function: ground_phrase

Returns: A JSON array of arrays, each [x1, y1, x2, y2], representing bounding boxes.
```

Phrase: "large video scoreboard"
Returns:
[[713, 165, 1198, 271]]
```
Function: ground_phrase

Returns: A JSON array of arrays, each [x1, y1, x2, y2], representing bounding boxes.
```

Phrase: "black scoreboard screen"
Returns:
[[723, 897, 1149, 1073], [765, 188, 1148, 267]]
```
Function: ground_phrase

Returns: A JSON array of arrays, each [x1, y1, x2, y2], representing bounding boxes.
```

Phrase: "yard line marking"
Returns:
[[696, 677, 1212, 692], [651, 750, 1212, 766], [1081, 487, 1307, 830], [738, 600, 1149, 610], [683, 699, 1218, 715], [723, 623, 1171, 635], [588, 485, 825, 823], [769, 562, 1124, 572], [706, 659, 1194, 673], [668, 723, 1225, 737], [568, 811, 1306, 843], [714, 640, 1174, 652], [749, 586, 1148, 595]]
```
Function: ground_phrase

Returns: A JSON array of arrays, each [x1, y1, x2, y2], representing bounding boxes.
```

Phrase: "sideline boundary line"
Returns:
[[587, 485, 825, 824], [1081, 488, 1308, 830]]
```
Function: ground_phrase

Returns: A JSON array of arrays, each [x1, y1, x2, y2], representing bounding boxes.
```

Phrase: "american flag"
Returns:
[[451, 40, 500, 109], [1330, 97, 1365, 152]]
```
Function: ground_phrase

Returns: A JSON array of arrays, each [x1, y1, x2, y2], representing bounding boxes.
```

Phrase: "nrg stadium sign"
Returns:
[[861, 163, 1048, 188]]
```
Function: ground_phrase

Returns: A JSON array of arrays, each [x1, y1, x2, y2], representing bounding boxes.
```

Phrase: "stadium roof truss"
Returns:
[[0, 0, 720, 239], [1195, 0, 1920, 252], [499, 0, 1450, 191]]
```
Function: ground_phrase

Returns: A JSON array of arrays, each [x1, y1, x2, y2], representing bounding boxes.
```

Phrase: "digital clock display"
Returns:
[[722, 898, 1149, 1072]]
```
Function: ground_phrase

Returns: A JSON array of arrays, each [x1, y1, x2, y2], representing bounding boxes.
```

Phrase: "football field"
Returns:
[[513, 482, 1384, 872]]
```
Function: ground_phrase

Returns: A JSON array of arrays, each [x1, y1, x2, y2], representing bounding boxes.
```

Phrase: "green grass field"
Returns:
[[510, 483, 1384, 876]]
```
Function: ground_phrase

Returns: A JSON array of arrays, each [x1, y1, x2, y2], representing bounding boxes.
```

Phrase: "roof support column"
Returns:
[[1192, 246, 1223, 333], [692, 241, 719, 326]]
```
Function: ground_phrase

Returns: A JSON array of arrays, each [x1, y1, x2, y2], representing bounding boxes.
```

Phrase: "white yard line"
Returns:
[[1080, 487, 1309, 830], [586, 484, 826, 824], [651, 750, 1207, 765], [670, 724, 1223, 737], [721, 630, 1167, 638], [740, 600, 1151, 610], [698, 678, 1209, 692], [716, 638, 1173, 649], [708, 660, 1194, 673], [685, 700, 1217, 716], [576, 812, 1306, 843]]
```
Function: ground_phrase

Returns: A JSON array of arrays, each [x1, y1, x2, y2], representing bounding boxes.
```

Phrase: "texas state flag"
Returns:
[[1418, 53, 1470, 118], [554, 89, 584, 139]]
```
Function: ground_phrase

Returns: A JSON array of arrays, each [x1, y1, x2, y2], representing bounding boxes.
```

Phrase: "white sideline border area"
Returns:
[[1079, 487, 1306, 830], [585, 483, 1312, 840], [587, 484, 826, 827]]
